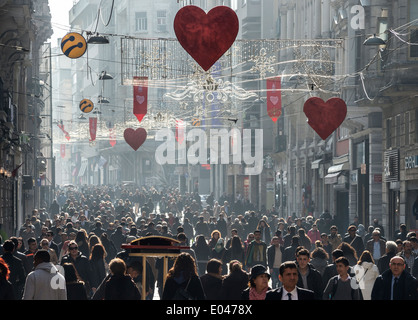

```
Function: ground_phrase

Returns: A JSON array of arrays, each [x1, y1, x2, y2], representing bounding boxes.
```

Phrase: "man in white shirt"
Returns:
[[267, 236, 283, 289], [366, 230, 386, 263], [265, 261, 315, 300]]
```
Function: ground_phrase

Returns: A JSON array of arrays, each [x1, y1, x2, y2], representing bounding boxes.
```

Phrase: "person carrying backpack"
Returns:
[[323, 256, 362, 300]]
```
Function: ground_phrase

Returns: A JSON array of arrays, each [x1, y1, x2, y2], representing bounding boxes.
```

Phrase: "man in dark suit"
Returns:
[[265, 261, 315, 300], [45, 230, 59, 254], [371, 256, 418, 300]]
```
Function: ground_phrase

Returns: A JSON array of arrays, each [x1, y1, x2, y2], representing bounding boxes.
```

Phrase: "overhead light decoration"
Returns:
[[87, 33, 109, 44], [250, 48, 276, 79], [363, 34, 386, 46], [98, 96, 110, 104], [99, 71, 114, 80], [164, 71, 258, 103]]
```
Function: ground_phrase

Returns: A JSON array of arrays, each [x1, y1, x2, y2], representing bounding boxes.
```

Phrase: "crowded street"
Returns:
[[1, 0, 418, 313]]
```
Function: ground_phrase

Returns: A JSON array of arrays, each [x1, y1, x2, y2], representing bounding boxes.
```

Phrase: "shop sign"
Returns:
[[374, 174, 382, 183], [405, 155, 418, 170], [384, 149, 399, 182]]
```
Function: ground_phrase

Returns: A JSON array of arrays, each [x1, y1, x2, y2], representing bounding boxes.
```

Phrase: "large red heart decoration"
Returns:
[[303, 97, 347, 140], [174, 5, 239, 71], [124, 128, 147, 151]]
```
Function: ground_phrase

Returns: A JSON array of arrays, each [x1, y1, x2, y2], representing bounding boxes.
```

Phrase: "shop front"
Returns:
[[405, 152, 418, 233]]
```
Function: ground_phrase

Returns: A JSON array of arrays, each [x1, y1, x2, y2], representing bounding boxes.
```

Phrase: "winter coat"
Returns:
[[162, 273, 206, 300], [221, 269, 249, 300], [323, 275, 362, 300], [377, 252, 396, 274], [110, 230, 126, 252], [200, 273, 223, 300], [310, 257, 328, 276], [1, 252, 26, 298], [192, 243, 211, 275], [60, 253, 92, 287], [343, 235, 364, 258], [23, 262, 67, 300], [66, 281, 88, 300], [307, 229, 321, 245], [104, 274, 141, 300], [245, 240, 267, 268], [371, 269, 418, 300], [267, 245, 284, 269], [353, 262, 379, 300], [296, 264, 324, 300], [0, 274, 15, 300], [328, 234, 342, 251], [89, 258, 107, 289], [365, 239, 386, 259]]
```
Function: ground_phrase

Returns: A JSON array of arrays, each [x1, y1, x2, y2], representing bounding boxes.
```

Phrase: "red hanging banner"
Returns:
[[89, 117, 97, 141], [176, 119, 185, 144], [133, 76, 148, 123], [57, 121, 71, 141], [60, 144, 66, 158], [266, 77, 282, 122], [109, 128, 116, 147]]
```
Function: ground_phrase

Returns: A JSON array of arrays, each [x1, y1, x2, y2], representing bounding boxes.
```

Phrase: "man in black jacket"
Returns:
[[1, 240, 26, 299], [371, 256, 418, 300], [343, 225, 364, 258], [60, 240, 92, 292], [200, 258, 223, 300], [377, 241, 398, 274], [295, 248, 323, 299], [265, 261, 315, 300]]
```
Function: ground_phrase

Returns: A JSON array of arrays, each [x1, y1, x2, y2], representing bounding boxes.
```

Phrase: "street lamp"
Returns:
[[99, 71, 113, 80], [87, 34, 109, 44], [363, 34, 386, 46]]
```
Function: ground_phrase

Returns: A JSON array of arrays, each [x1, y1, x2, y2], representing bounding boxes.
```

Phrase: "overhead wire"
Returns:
[[26, 7, 418, 143]]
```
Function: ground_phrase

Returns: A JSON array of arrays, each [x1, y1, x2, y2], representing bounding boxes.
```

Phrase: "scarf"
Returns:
[[249, 286, 268, 300], [214, 239, 224, 253]]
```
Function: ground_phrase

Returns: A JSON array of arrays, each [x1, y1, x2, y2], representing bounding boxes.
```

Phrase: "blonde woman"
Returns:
[[354, 250, 379, 300]]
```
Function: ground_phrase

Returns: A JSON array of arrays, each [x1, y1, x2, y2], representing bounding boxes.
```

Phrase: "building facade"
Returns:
[[0, 0, 52, 237]]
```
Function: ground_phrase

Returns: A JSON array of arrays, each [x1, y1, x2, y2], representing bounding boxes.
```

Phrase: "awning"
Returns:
[[311, 159, 322, 169], [78, 161, 88, 177], [324, 172, 340, 184], [327, 162, 349, 174]]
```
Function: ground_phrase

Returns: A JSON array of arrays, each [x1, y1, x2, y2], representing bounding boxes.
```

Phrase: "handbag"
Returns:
[[172, 277, 193, 300]]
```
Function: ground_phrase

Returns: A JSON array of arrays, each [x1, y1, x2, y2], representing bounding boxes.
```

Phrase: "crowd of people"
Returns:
[[0, 184, 418, 300]]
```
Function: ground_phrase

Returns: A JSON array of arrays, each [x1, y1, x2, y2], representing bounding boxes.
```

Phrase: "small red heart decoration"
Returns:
[[174, 5, 239, 71], [303, 97, 347, 140], [124, 128, 147, 151]]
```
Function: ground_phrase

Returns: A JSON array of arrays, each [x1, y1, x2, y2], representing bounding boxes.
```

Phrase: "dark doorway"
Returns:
[[336, 191, 349, 231]]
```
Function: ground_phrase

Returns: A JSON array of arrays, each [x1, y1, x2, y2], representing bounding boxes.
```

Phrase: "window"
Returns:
[[157, 10, 167, 32], [409, 1, 418, 59], [415, 108, 418, 144], [337, 127, 350, 140], [135, 12, 147, 32], [409, 27, 418, 59], [377, 17, 388, 69], [386, 118, 392, 149], [395, 114, 401, 147], [405, 111, 410, 145], [354, 141, 366, 169]]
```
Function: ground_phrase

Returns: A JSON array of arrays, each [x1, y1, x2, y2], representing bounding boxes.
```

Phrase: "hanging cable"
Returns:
[[99, 0, 115, 27]]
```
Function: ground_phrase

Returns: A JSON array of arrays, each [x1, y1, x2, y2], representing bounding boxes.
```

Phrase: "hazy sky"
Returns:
[[48, 0, 74, 45], [47, 0, 238, 45]]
